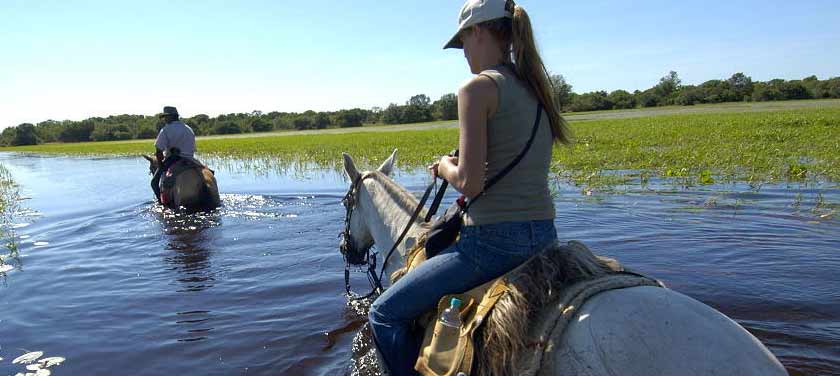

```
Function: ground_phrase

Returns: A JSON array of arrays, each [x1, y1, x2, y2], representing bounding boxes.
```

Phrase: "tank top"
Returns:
[[463, 66, 556, 226]]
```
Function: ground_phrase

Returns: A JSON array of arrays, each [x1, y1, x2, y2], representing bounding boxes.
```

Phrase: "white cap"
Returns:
[[443, 0, 515, 49]]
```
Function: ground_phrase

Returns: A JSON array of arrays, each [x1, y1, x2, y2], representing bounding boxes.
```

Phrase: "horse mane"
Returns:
[[363, 171, 431, 225], [475, 242, 622, 375]]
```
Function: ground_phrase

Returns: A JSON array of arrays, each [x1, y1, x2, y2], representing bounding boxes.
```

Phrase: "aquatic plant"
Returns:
[[0, 164, 20, 271], [2, 105, 838, 189]]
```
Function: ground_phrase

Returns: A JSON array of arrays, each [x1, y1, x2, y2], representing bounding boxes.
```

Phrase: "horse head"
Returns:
[[142, 154, 159, 175], [340, 149, 397, 265]]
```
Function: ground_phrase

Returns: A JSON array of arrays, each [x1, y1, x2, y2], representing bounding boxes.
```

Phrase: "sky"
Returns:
[[1, 0, 838, 128]]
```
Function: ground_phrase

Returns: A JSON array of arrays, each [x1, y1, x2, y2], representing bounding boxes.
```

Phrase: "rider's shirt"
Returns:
[[463, 67, 555, 226], [155, 120, 196, 159]]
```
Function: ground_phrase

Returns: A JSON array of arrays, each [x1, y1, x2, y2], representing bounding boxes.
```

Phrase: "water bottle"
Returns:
[[429, 297, 462, 357], [440, 297, 462, 328]]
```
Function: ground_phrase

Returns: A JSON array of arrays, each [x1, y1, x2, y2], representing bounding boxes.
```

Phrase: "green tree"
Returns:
[[607, 90, 635, 109], [636, 89, 661, 107], [432, 93, 458, 120], [250, 118, 272, 132], [752, 82, 785, 101], [59, 120, 95, 142], [403, 94, 433, 123], [550, 74, 574, 111], [727, 73, 754, 100], [654, 71, 681, 104], [569, 91, 612, 112], [12, 123, 40, 145], [214, 121, 243, 134], [293, 115, 314, 130], [382, 103, 404, 124]]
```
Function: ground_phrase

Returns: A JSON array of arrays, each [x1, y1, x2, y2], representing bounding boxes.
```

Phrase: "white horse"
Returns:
[[341, 150, 787, 376]]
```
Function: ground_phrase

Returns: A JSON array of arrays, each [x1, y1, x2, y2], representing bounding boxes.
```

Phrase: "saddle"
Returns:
[[392, 239, 663, 376]]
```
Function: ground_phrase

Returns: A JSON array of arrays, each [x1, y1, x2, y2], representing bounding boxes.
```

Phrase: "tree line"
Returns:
[[2, 72, 838, 147], [552, 72, 840, 112]]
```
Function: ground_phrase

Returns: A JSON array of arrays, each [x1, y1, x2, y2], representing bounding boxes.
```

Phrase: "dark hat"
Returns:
[[159, 106, 179, 118]]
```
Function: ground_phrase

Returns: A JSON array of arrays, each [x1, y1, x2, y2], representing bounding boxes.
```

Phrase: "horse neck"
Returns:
[[358, 173, 426, 264]]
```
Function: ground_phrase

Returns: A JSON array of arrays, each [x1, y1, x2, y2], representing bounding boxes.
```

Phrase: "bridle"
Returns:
[[339, 172, 443, 301], [340, 173, 373, 266]]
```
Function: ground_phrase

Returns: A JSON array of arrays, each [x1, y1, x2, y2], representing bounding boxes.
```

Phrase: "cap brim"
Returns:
[[443, 32, 463, 49]]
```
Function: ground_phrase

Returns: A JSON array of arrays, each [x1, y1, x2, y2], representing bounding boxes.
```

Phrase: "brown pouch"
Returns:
[[415, 279, 509, 376]]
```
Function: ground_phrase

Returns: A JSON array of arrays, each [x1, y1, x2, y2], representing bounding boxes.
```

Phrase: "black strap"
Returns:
[[464, 103, 543, 211], [424, 180, 448, 222]]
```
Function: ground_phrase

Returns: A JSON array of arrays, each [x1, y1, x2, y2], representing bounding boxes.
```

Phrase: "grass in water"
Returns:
[[2, 107, 839, 188], [0, 164, 20, 272]]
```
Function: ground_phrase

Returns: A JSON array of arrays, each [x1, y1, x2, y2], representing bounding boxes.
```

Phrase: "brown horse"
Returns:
[[142, 155, 221, 211]]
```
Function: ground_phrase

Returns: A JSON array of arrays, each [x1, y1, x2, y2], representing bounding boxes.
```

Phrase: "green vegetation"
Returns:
[[555, 72, 840, 113], [2, 71, 839, 147], [3, 105, 838, 189], [0, 164, 20, 271]]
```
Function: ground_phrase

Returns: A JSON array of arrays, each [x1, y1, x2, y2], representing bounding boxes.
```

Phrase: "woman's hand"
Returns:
[[429, 156, 458, 179], [427, 161, 440, 178]]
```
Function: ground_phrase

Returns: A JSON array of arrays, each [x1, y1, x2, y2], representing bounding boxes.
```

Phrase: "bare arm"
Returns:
[[438, 75, 498, 198]]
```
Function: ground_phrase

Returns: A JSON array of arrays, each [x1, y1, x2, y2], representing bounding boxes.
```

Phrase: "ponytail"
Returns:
[[482, 4, 572, 145]]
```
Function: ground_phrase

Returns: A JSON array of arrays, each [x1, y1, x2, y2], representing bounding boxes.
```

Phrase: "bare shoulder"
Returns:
[[459, 75, 497, 98]]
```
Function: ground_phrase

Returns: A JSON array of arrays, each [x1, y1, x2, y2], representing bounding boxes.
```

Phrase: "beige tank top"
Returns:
[[463, 66, 556, 226]]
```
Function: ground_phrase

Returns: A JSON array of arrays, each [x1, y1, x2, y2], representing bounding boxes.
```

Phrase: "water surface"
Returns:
[[0, 153, 837, 375]]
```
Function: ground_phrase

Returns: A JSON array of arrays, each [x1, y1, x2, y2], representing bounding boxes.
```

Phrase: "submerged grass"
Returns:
[[0, 164, 20, 271], [2, 107, 839, 188]]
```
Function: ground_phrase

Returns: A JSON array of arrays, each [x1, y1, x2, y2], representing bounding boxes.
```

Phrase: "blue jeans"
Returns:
[[368, 219, 557, 376]]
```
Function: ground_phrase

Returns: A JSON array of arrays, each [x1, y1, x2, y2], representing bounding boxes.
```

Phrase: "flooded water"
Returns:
[[0, 153, 837, 375]]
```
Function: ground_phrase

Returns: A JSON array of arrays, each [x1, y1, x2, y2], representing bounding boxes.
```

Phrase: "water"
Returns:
[[0, 153, 837, 375]]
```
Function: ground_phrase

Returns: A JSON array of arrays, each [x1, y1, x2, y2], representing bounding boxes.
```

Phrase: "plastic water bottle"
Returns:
[[428, 297, 463, 358], [440, 297, 462, 328]]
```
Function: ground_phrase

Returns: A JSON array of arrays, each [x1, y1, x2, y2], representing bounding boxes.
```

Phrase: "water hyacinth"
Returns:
[[12, 351, 43, 364], [39, 357, 65, 367]]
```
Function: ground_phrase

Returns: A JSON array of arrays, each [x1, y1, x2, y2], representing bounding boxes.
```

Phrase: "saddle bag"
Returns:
[[424, 198, 465, 258], [414, 278, 508, 376]]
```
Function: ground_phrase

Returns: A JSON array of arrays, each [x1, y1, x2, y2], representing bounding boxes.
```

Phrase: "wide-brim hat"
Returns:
[[443, 0, 514, 49], [158, 106, 179, 118]]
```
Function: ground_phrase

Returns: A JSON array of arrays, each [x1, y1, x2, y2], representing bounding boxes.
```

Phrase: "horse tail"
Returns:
[[199, 168, 221, 210]]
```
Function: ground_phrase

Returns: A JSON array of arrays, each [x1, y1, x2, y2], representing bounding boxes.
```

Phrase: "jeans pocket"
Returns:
[[470, 223, 534, 275]]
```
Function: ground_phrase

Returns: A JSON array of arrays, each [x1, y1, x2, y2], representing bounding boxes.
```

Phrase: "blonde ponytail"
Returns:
[[511, 5, 570, 144], [482, 4, 571, 145]]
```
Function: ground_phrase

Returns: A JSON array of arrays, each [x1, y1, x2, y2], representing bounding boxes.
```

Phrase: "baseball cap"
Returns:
[[443, 0, 515, 49]]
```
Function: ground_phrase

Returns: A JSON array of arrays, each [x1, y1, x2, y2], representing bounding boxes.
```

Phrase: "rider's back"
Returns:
[[155, 121, 196, 159], [464, 67, 555, 226]]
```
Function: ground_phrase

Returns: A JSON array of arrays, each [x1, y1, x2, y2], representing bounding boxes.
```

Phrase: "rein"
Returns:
[[340, 172, 440, 301]]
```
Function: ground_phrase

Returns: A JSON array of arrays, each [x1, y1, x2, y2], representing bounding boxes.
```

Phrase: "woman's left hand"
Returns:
[[436, 156, 458, 180]]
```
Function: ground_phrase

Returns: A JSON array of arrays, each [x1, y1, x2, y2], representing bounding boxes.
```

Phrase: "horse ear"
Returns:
[[342, 153, 361, 182], [142, 154, 154, 162], [377, 149, 397, 177]]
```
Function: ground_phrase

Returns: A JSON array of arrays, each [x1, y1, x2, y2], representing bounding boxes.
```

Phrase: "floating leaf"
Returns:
[[12, 351, 43, 364], [39, 357, 65, 367], [26, 364, 42, 371], [35, 369, 52, 376]]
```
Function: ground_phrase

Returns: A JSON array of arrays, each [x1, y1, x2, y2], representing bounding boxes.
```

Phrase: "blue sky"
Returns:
[[1, 0, 838, 128]]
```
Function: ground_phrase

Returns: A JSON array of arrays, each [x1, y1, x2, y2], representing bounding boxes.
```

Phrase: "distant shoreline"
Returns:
[[2, 100, 838, 189]]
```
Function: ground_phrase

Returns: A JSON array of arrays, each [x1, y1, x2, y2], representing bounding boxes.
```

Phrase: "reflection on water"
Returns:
[[156, 205, 221, 293], [0, 153, 837, 376]]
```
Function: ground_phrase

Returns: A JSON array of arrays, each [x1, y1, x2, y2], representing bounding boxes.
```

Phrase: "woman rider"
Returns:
[[367, 0, 571, 374]]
